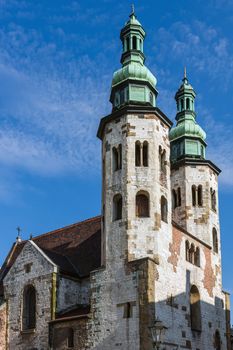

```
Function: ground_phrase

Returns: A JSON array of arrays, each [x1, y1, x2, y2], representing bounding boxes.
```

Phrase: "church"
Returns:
[[0, 9, 231, 350]]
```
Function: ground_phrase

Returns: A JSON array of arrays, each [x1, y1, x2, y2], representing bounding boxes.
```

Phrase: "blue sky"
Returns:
[[0, 0, 232, 317]]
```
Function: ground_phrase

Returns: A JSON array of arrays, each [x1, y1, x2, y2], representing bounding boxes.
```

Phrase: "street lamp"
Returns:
[[149, 318, 168, 350]]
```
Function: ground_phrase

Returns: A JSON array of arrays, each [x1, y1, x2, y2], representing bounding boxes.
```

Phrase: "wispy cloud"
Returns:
[[0, 21, 112, 180], [148, 20, 233, 189]]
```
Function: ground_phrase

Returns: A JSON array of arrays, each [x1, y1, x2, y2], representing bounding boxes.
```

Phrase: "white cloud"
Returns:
[[0, 21, 113, 179]]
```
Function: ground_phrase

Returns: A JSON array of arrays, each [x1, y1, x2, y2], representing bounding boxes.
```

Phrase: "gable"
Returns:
[[3, 241, 56, 285]]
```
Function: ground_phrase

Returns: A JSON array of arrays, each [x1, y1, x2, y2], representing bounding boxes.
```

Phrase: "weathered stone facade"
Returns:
[[0, 9, 230, 350]]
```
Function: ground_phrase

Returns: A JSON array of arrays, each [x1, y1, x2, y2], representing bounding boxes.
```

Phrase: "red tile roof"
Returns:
[[0, 216, 102, 290]]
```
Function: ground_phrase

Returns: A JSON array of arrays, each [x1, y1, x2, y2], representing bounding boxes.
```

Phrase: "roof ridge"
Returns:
[[31, 215, 101, 241]]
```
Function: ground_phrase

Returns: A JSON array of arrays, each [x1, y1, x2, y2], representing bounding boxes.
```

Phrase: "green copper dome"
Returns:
[[112, 62, 157, 89], [169, 119, 206, 141], [110, 8, 158, 110], [170, 70, 207, 162]]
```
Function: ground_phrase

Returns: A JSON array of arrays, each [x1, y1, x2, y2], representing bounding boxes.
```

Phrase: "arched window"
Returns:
[[172, 190, 177, 210], [126, 37, 130, 51], [186, 98, 190, 110], [136, 191, 149, 218], [132, 36, 137, 49], [161, 196, 168, 223], [213, 228, 218, 253], [190, 285, 202, 332], [113, 194, 122, 221], [159, 147, 166, 174], [198, 185, 203, 206], [118, 144, 122, 170], [22, 285, 36, 330], [135, 141, 141, 167], [177, 187, 181, 207], [112, 145, 122, 172], [211, 188, 217, 212], [67, 328, 74, 348], [192, 185, 196, 207], [194, 247, 200, 267], [181, 99, 184, 110], [214, 330, 221, 350], [143, 141, 148, 167], [189, 244, 195, 264], [185, 241, 190, 261]]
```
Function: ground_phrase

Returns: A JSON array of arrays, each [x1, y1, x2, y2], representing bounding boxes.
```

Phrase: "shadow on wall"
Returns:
[[49, 269, 231, 350]]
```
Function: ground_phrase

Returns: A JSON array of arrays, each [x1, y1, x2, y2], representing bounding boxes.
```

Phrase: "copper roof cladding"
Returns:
[[0, 216, 102, 291]]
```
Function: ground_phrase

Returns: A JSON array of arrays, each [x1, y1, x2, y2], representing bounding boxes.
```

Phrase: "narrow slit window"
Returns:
[[143, 141, 148, 167], [213, 228, 218, 253], [192, 185, 197, 207], [135, 141, 141, 167], [132, 36, 137, 49], [194, 247, 200, 267], [67, 328, 74, 348], [198, 185, 203, 206], [177, 187, 181, 207], [161, 196, 168, 223]]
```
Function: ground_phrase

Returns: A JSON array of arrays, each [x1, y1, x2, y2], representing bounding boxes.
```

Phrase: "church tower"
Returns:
[[90, 10, 230, 350], [170, 70, 221, 246], [98, 7, 173, 268]]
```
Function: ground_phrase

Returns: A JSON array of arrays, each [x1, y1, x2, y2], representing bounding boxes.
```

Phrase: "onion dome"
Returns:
[[170, 69, 207, 162], [110, 6, 158, 110]]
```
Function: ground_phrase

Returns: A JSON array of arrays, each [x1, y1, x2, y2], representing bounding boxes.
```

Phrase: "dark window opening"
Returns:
[[198, 185, 203, 206], [181, 99, 184, 110], [214, 330, 221, 350], [186, 98, 190, 109], [136, 192, 149, 218], [213, 228, 218, 253], [126, 37, 130, 51], [189, 244, 195, 264], [135, 141, 141, 167], [190, 285, 202, 332], [161, 196, 168, 223], [124, 302, 132, 318], [159, 146, 166, 174], [113, 194, 123, 221], [185, 241, 190, 261], [177, 187, 181, 206], [172, 189, 178, 210], [132, 36, 137, 50], [210, 188, 217, 212], [192, 185, 197, 207], [194, 247, 200, 267], [143, 141, 148, 167], [112, 145, 122, 172], [22, 285, 36, 331], [67, 328, 74, 348]]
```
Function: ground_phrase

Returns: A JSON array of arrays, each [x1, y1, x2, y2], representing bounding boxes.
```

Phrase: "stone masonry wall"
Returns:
[[3, 241, 56, 350], [57, 276, 90, 313], [0, 301, 7, 349]]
